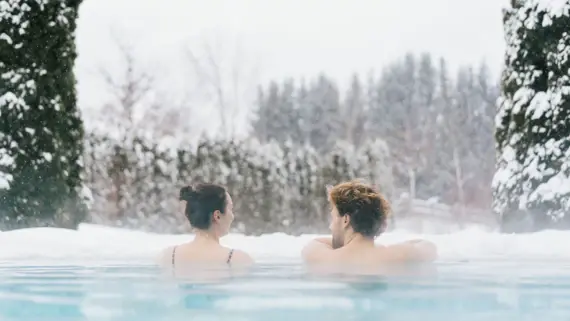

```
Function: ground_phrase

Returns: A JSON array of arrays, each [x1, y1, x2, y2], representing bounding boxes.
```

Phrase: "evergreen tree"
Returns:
[[494, 0, 570, 231], [300, 74, 343, 152], [371, 53, 431, 200], [429, 58, 454, 203], [251, 80, 300, 145], [341, 74, 367, 147], [464, 62, 497, 207], [0, 0, 87, 229]]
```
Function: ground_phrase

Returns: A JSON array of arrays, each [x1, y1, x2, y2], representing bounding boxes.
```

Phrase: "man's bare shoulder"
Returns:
[[379, 240, 438, 262], [302, 238, 342, 264]]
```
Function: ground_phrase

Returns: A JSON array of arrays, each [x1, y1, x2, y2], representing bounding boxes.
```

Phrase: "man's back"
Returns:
[[302, 238, 437, 277], [302, 237, 437, 266], [301, 180, 438, 272]]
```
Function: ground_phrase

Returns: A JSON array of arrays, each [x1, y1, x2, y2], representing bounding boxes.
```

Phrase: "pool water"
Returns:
[[0, 261, 569, 321]]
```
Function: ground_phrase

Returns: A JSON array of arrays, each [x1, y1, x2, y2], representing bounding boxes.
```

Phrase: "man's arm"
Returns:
[[313, 237, 333, 246], [387, 239, 438, 262], [301, 237, 334, 263]]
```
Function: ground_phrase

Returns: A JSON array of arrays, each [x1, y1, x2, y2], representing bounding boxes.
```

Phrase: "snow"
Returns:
[[494, 0, 570, 222], [0, 143, 14, 189], [0, 223, 569, 264], [0, 173, 12, 190], [528, 92, 550, 119], [519, 0, 570, 29], [0, 32, 11, 44], [537, 0, 570, 18]]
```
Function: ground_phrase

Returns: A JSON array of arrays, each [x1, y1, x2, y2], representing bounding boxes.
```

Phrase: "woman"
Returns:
[[159, 183, 254, 273]]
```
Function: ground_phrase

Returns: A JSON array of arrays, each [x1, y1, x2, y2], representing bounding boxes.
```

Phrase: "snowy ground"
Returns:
[[0, 223, 568, 265]]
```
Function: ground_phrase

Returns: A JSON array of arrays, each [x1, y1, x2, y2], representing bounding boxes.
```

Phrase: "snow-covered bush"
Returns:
[[83, 134, 394, 234]]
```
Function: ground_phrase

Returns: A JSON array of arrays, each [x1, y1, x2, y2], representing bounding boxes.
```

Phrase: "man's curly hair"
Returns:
[[328, 180, 391, 237]]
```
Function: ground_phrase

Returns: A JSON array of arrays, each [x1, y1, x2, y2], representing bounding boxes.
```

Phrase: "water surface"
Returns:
[[0, 261, 569, 321]]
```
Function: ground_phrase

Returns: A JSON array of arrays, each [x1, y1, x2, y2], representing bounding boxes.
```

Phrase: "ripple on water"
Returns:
[[0, 262, 568, 320]]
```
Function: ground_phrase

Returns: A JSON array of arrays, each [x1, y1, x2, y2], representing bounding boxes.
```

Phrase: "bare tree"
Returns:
[[98, 33, 154, 135], [95, 31, 195, 141], [184, 35, 261, 139], [91, 32, 199, 222]]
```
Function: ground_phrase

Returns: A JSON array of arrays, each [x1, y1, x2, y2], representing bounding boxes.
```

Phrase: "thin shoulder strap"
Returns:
[[226, 249, 234, 264], [171, 246, 177, 268]]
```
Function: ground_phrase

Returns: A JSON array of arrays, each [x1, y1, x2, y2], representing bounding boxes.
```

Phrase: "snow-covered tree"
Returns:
[[370, 53, 433, 200], [356, 139, 394, 198], [494, 0, 570, 231], [80, 44, 506, 233], [299, 74, 343, 152], [341, 74, 367, 148], [251, 80, 300, 144], [0, 0, 87, 229], [81, 129, 397, 234]]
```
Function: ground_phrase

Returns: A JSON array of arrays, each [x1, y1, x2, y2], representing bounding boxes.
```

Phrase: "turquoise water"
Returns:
[[0, 262, 569, 321]]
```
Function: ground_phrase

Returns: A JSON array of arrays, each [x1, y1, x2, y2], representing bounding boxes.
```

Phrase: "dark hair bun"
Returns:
[[178, 183, 228, 230], [179, 185, 195, 201]]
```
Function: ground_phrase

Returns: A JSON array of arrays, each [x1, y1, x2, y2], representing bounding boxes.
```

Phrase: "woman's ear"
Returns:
[[212, 210, 221, 221]]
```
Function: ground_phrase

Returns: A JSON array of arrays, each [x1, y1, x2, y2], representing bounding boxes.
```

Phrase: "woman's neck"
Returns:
[[193, 229, 220, 244]]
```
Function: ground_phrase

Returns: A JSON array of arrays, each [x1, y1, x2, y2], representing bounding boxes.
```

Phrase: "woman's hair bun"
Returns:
[[179, 185, 196, 201]]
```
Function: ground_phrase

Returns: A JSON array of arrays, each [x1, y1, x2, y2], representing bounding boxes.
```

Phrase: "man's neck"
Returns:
[[344, 233, 375, 248]]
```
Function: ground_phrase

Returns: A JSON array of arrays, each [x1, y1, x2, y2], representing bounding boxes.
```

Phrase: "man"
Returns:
[[302, 180, 437, 269]]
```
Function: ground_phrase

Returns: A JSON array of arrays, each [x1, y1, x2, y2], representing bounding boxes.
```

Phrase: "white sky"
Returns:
[[75, 0, 509, 135]]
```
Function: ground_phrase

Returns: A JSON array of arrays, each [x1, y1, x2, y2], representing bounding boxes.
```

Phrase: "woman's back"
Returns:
[[158, 183, 254, 279], [165, 241, 252, 267], [161, 242, 252, 281]]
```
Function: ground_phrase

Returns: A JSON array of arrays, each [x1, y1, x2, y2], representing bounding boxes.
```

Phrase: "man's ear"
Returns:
[[342, 214, 351, 227], [212, 210, 221, 221]]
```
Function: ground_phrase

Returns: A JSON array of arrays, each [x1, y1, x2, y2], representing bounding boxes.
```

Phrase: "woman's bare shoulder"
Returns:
[[228, 248, 255, 265], [156, 246, 176, 268]]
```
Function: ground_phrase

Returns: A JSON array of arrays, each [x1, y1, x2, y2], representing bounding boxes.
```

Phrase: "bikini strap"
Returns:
[[171, 246, 177, 268], [227, 249, 234, 264]]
